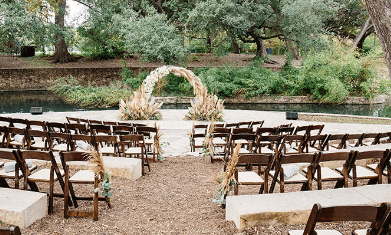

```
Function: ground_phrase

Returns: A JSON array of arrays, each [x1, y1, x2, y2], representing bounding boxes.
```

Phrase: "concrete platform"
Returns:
[[226, 184, 391, 229], [0, 187, 47, 229], [67, 156, 142, 180]]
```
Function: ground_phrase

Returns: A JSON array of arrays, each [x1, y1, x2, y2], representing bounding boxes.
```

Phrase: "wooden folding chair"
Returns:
[[89, 124, 111, 136], [66, 116, 79, 124], [0, 126, 7, 148], [289, 203, 390, 235], [112, 125, 134, 135], [255, 134, 283, 155], [249, 120, 264, 130], [0, 148, 30, 189], [103, 121, 117, 126], [344, 133, 364, 148], [292, 125, 310, 135], [26, 129, 49, 151], [343, 150, 391, 187], [118, 134, 149, 175], [308, 124, 325, 136], [45, 122, 67, 133], [93, 135, 120, 157], [225, 122, 239, 128], [78, 118, 90, 125], [0, 226, 21, 235], [281, 134, 307, 154], [27, 120, 47, 131], [0, 116, 11, 127], [211, 127, 231, 160], [4, 127, 27, 149], [48, 132, 70, 152], [9, 118, 28, 129], [190, 133, 205, 152], [276, 126, 295, 136], [312, 150, 353, 189], [326, 133, 349, 151], [269, 152, 316, 193], [304, 134, 329, 153], [135, 126, 158, 162], [16, 150, 67, 214], [361, 133, 382, 146], [66, 123, 89, 135], [60, 151, 111, 221], [88, 119, 103, 125], [233, 153, 273, 195], [237, 121, 252, 128], [69, 134, 94, 152]]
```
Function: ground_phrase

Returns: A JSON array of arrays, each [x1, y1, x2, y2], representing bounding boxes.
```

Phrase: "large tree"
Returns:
[[362, 0, 391, 79], [187, 0, 338, 59]]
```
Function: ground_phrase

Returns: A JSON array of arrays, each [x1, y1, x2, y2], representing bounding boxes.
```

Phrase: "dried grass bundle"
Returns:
[[185, 87, 225, 121], [203, 119, 215, 163], [118, 85, 163, 120], [220, 143, 241, 195], [154, 122, 164, 161], [86, 147, 106, 179]]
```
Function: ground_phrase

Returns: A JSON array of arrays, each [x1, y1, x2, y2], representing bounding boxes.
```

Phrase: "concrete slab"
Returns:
[[0, 187, 47, 229], [226, 186, 379, 229], [103, 156, 142, 180], [351, 184, 391, 203]]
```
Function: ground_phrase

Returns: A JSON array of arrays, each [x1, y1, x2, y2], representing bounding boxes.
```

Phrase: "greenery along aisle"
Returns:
[[119, 66, 225, 121]]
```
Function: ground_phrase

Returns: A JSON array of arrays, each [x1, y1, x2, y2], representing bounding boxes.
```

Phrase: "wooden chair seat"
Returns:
[[28, 168, 64, 182], [69, 170, 95, 184], [0, 164, 36, 178], [239, 148, 251, 154], [353, 229, 369, 235], [336, 166, 378, 179], [289, 229, 342, 235], [259, 147, 275, 154], [269, 170, 308, 183], [367, 163, 388, 175], [51, 143, 69, 151], [213, 138, 226, 146], [144, 138, 154, 145], [30, 141, 46, 150], [99, 146, 116, 155], [125, 147, 143, 155], [313, 167, 344, 181], [238, 171, 264, 185]]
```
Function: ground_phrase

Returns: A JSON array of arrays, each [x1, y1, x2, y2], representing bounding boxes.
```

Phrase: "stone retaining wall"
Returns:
[[0, 67, 155, 91]]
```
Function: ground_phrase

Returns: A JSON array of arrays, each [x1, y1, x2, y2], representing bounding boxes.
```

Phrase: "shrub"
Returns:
[[50, 76, 133, 108]]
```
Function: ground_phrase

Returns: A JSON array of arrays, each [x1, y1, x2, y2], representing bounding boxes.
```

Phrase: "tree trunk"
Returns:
[[363, 0, 391, 79], [285, 40, 299, 59], [232, 40, 240, 54], [254, 37, 267, 58], [53, 0, 75, 63], [353, 17, 373, 49]]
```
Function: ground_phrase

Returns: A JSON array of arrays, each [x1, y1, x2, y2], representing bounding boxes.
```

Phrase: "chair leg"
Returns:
[[93, 176, 99, 221], [49, 167, 54, 214], [64, 168, 69, 219]]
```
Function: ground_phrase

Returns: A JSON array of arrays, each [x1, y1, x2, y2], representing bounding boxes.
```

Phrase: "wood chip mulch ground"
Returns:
[[18, 155, 375, 235]]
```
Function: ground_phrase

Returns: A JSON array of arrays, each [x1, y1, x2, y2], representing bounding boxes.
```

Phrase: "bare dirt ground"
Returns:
[[0, 53, 300, 69], [17, 156, 373, 235]]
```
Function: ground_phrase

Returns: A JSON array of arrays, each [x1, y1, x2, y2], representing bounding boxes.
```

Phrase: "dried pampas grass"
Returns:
[[118, 85, 163, 121], [86, 147, 106, 179], [154, 122, 164, 161], [185, 86, 225, 121], [203, 119, 215, 163]]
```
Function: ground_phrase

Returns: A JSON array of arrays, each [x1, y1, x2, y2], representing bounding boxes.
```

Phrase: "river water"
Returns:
[[1, 91, 391, 118]]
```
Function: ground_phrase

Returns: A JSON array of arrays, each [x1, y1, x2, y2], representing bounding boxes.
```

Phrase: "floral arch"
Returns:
[[119, 66, 225, 121]]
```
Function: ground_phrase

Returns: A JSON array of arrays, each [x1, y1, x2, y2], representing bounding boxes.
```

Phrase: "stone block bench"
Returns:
[[0, 188, 47, 229], [226, 184, 391, 229]]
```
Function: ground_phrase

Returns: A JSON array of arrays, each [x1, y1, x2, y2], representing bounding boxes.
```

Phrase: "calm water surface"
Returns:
[[1, 91, 391, 118]]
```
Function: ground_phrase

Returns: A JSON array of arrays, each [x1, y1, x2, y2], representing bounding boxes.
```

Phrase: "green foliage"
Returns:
[[155, 74, 194, 96], [292, 42, 389, 102], [78, 1, 131, 60], [123, 12, 188, 64], [119, 60, 146, 89], [198, 62, 288, 98], [50, 75, 133, 108], [188, 39, 208, 53]]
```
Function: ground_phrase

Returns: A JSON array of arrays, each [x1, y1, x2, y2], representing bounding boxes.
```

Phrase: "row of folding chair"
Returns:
[[0, 148, 110, 221], [232, 148, 391, 195], [289, 202, 391, 235], [0, 126, 152, 175]]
